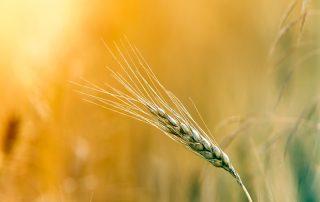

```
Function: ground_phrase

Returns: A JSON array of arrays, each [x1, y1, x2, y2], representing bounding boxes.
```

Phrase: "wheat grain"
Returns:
[[76, 38, 252, 202]]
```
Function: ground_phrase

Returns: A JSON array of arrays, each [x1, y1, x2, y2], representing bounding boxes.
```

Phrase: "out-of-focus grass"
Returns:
[[0, 0, 319, 201]]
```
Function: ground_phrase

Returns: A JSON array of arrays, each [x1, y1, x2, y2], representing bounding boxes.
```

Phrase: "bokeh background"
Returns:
[[0, 0, 320, 201]]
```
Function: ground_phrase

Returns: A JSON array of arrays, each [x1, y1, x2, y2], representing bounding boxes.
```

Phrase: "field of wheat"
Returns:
[[0, 0, 319, 201]]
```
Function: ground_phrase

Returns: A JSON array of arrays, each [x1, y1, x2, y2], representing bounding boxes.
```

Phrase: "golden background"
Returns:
[[0, 0, 319, 201]]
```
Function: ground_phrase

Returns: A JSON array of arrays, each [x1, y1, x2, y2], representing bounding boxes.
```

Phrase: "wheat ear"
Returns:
[[75, 38, 252, 202]]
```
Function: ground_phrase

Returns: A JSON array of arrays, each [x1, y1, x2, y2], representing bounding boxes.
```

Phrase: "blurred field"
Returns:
[[0, 0, 320, 201]]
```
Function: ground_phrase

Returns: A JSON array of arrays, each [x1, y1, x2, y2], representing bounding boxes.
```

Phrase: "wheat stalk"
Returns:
[[75, 38, 252, 202]]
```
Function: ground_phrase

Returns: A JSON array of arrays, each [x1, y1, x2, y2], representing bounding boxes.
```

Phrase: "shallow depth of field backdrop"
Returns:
[[0, 0, 320, 201]]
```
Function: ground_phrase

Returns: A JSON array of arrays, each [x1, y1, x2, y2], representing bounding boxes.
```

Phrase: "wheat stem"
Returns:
[[240, 181, 253, 202]]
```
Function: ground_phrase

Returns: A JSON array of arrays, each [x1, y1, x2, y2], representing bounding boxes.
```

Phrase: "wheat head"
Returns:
[[75, 38, 252, 202]]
